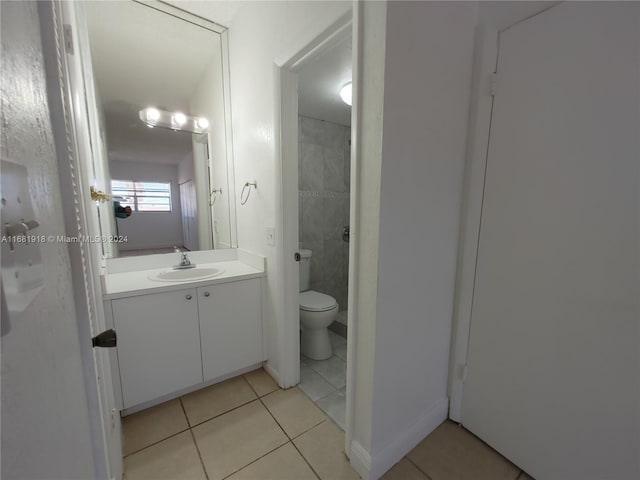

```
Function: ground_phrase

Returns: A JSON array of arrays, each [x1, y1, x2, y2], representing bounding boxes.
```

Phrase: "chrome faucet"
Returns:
[[173, 247, 196, 270]]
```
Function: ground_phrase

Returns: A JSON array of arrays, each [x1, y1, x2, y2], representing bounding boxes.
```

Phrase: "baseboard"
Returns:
[[121, 362, 263, 416], [349, 440, 372, 480], [369, 397, 449, 479]]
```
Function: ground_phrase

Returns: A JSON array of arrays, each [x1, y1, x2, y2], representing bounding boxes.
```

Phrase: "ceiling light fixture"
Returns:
[[139, 107, 209, 134], [339, 82, 352, 106]]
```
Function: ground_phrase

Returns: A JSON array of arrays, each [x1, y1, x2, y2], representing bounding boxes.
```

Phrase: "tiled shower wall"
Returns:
[[298, 116, 350, 312]]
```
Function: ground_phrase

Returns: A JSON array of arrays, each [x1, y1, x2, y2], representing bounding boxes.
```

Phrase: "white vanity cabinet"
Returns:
[[109, 276, 264, 410], [112, 288, 203, 408], [197, 278, 262, 382]]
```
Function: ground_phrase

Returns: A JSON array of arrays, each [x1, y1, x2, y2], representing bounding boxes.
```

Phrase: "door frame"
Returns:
[[448, 25, 499, 423], [275, 6, 356, 445], [44, 2, 123, 478]]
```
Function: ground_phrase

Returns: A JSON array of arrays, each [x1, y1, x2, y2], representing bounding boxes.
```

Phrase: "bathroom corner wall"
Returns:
[[298, 115, 351, 312]]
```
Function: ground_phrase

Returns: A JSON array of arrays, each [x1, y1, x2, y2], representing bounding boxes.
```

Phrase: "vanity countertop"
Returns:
[[102, 260, 265, 300]]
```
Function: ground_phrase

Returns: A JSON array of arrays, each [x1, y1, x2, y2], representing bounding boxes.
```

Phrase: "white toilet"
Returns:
[[299, 249, 338, 360]]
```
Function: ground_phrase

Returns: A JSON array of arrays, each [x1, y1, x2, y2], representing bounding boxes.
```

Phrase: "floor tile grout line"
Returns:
[[220, 440, 297, 480], [187, 373, 285, 480], [302, 354, 347, 391], [184, 396, 259, 431], [179, 396, 193, 428], [123, 426, 192, 458], [290, 439, 322, 480], [300, 364, 341, 389], [178, 398, 211, 480], [256, 390, 326, 478], [291, 417, 328, 441], [242, 371, 281, 399], [404, 455, 434, 480], [123, 396, 259, 458], [242, 372, 263, 399], [189, 427, 210, 480], [305, 364, 346, 391]]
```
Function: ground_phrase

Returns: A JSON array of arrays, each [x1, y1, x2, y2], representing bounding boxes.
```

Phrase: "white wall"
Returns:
[[110, 160, 184, 251], [224, 0, 351, 382], [350, 2, 477, 478], [1, 2, 98, 478]]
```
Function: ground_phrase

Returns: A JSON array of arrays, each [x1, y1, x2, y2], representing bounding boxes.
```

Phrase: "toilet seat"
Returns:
[[299, 290, 337, 312]]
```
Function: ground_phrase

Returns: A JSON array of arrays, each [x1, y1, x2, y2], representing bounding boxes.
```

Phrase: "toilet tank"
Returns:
[[299, 249, 312, 291]]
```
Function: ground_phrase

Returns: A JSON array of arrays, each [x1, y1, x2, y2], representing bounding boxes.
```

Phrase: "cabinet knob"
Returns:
[[186, 294, 192, 300], [203, 292, 210, 297]]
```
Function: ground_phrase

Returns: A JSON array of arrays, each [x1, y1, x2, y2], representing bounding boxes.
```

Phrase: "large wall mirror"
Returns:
[[79, 0, 237, 258]]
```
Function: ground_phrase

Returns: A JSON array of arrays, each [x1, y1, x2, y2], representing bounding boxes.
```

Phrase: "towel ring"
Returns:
[[240, 181, 257, 205]]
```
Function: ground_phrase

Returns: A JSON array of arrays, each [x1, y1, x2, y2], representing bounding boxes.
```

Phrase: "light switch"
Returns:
[[265, 227, 275, 246]]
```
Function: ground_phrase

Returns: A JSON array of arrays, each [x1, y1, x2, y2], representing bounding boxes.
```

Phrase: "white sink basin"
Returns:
[[148, 267, 225, 282]]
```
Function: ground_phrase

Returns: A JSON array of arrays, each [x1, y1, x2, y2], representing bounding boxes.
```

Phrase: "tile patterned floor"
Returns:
[[382, 421, 535, 480], [122, 368, 359, 480], [122, 367, 534, 480], [299, 331, 348, 429]]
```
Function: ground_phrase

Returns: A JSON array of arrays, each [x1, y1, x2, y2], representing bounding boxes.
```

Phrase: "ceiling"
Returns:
[[298, 34, 353, 126], [165, 1, 244, 28], [168, 1, 353, 127]]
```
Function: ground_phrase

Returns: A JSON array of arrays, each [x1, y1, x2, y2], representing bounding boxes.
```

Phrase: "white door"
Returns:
[[57, 2, 125, 477], [462, 3, 639, 479]]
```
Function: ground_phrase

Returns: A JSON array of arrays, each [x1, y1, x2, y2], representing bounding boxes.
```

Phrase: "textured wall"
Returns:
[[298, 115, 350, 312], [0, 2, 97, 478]]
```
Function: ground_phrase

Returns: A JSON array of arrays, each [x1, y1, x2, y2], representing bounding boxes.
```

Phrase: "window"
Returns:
[[111, 180, 172, 212]]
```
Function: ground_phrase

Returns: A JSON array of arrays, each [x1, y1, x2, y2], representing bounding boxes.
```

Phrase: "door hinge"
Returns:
[[489, 72, 498, 96], [63, 24, 74, 55]]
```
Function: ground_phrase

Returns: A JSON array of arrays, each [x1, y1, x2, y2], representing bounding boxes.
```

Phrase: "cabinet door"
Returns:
[[113, 289, 203, 408], [198, 279, 263, 382]]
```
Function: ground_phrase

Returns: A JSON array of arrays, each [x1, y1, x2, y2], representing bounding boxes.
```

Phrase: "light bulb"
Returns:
[[197, 117, 209, 129], [146, 108, 160, 122], [339, 82, 352, 106], [173, 112, 187, 126]]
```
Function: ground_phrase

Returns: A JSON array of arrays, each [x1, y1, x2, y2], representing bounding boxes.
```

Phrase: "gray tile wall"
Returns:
[[298, 116, 350, 312]]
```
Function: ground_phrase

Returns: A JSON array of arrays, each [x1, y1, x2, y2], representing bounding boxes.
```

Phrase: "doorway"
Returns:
[[278, 12, 353, 431]]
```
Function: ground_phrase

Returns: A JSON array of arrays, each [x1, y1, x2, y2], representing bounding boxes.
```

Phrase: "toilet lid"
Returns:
[[299, 290, 337, 312]]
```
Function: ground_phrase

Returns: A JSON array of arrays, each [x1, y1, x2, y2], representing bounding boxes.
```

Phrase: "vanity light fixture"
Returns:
[[146, 108, 160, 122], [339, 82, 352, 106], [139, 107, 209, 134], [196, 117, 209, 129], [172, 112, 187, 126]]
